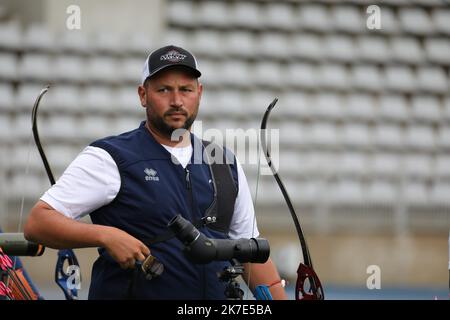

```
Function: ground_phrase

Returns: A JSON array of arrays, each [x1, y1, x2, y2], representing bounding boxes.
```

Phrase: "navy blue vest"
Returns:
[[87, 122, 239, 299]]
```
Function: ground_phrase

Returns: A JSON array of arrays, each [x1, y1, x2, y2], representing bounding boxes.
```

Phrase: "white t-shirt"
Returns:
[[41, 145, 259, 239]]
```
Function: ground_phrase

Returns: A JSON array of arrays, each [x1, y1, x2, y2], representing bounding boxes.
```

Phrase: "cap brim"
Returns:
[[147, 64, 201, 80]]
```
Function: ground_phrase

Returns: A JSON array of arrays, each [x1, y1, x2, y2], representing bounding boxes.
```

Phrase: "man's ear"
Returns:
[[138, 85, 146, 107], [198, 81, 203, 99]]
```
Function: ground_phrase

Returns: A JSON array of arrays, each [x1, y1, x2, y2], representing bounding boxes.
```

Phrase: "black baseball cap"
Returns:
[[141, 45, 201, 84]]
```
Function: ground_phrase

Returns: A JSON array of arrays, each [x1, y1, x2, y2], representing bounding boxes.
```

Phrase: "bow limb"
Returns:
[[260, 98, 324, 300], [31, 86, 80, 300]]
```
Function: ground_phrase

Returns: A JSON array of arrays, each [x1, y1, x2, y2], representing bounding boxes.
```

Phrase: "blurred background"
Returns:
[[0, 0, 449, 299]]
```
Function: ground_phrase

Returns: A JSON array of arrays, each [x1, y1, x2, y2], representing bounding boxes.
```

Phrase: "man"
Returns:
[[24, 45, 287, 300]]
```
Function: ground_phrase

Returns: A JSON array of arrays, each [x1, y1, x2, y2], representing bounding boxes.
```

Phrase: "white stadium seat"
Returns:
[[399, 8, 434, 35], [384, 66, 417, 93], [309, 122, 339, 149], [373, 125, 404, 150], [167, 1, 197, 27], [197, 1, 230, 28], [341, 124, 371, 150], [23, 24, 55, 52], [45, 85, 81, 113], [311, 93, 344, 121], [291, 34, 325, 61], [402, 182, 429, 206], [58, 31, 90, 54], [0, 53, 18, 81], [369, 153, 402, 179], [224, 32, 257, 58], [390, 37, 424, 65], [410, 95, 442, 123], [366, 180, 397, 205], [404, 126, 436, 151], [279, 92, 312, 119], [192, 31, 225, 57], [52, 55, 85, 83], [298, 4, 332, 32], [0, 21, 22, 50], [85, 57, 118, 84], [431, 9, 450, 35], [437, 127, 450, 150], [264, 3, 295, 31], [323, 35, 357, 63], [258, 33, 290, 60], [0, 84, 15, 112], [231, 2, 263, 30], [329, 179, 365, 205], [378, 94, 410, 123], [285, 63, 318, 89], [434, 155, 450, 179], [331, 6, 365, 33], [351, 65, 383, 92], [357, 36, 391, 63], [18, 53, 52, 82], [416, 67, 449, 94], [403, 154, 433, 180], [317, 64, 350, 91], [424, 38, 450, 65], [345, 94, 376, 122]]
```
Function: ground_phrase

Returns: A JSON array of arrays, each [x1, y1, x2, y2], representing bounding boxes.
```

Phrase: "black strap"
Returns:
[[201, 140, 238, 233]]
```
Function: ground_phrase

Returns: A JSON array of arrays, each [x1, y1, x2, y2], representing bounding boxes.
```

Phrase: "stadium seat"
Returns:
[[404, 125, 436, 151], [378, 94, 410, 123], [192, 31, 225, 57], [221, 61, 253, 89], [341, 124, 371, 150], [285, 62, 318, 89], [0, 83, 15, 112], [15, 84, 47, 111], [298, 4, 332, 32], [399, 8, 434, 35], [384, 66, 417, 93], [403, 154, 433, 180], [214, 90, 245, 117], [351, 65, 383, 92], [390, 37, 424, 65], [264, 3, 295, 31], [434, 155, 450, 179], [437, 127, 450, 150], [258, 33, 290, 60], [231, 2, 263, 30], [81, 86, 115, 114], [323, 35, 357, 63], [429, 182, 450, 206], [410, 95, 442, 123], [416, 67, 449, 94], [309, 122, 339, 149], [120, 57, 143, 84], [224, 32, 257, 58], [373, 124, 404, 150], [331, 5, 364, 33], [92, 32, 122, 55], [124, 32, 153, 56], [252, 62, 283, 89], [45, 85, 81, 113], [378, 7, 400, 34], [0, 20, 22, 50], [23, 24, 55, 52], [329, 179, 365, 205], [424, 38, 450, 65], [357, 36, 391, 63], [52, 55, 85, 83], [337, 152, 368, 178], [317, 64, 350, 91], [58, 31, 90, 54], [279, 121, 310, 148], [167, 1, 197, 27], [0, 52, 17, 81], [291, 34, 325, 61], [402, 182, 429, 206], [18, 53, 52, 82], [279, 91, 312, 119], [369, 153, 402, 179], [344, 93, 376, 122], [197, 1, 230, 28], [85, 56, 118, 84], [115, 86, 141, 114], [431, 9, 450, 35], [0, 116, 11, 142], [366, 180, 397, 205], [311, 92, 344, 121]]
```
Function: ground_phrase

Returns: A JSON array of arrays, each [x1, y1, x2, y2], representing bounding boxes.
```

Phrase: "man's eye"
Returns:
[[158, 88, 169, 92], [181, 88, 193, 92]]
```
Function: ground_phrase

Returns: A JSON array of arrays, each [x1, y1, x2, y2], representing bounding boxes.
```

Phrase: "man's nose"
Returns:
[[170, 91, 183, 108]]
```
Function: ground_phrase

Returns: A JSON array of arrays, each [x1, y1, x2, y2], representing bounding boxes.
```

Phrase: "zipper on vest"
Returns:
[[185, 168, 191, 190]]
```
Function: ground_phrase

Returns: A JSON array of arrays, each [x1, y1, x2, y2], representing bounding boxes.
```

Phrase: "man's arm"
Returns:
[[24, 200, 150, 269], [243, 258, 288, 300]]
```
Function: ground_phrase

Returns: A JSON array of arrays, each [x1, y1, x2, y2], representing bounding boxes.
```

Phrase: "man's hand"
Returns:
[[101, 227, 151, 269]]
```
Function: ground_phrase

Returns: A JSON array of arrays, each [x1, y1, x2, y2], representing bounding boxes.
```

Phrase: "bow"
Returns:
[[31, 86, 80, 300], [260, 98, 324, 300]]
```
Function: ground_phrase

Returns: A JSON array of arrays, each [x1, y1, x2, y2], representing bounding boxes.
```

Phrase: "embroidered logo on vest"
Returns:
[[144, 168, 160, 181]]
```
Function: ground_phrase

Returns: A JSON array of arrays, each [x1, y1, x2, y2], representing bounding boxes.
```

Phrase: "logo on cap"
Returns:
[[160, 50, 187, 63]]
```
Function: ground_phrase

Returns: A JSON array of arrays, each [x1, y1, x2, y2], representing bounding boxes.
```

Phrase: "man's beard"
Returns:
[[147, 107, 197, 139]]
